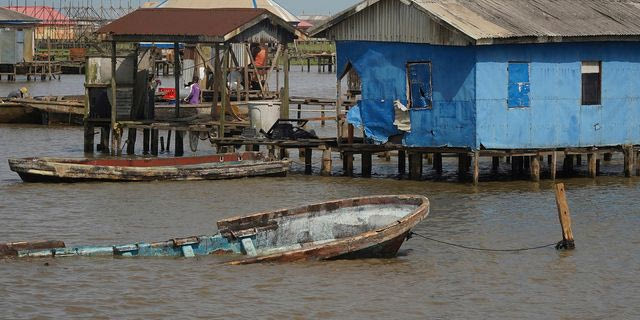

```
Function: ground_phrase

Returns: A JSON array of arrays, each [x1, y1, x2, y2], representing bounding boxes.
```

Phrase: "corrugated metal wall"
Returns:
[[324, 0, 472, 45], [0, 29, 17, 64]]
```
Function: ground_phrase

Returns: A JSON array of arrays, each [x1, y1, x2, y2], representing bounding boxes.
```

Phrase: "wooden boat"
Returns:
[[3, 195, 429, 264], [8, 152, 289, 183]]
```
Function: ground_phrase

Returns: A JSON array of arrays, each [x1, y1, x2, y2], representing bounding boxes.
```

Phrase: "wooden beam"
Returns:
[[174, 42, 183, 157], [219, 45, 230, 139], [282, 44, 290, 118], [110, 41, 118, 155], [211, 44, 220, 119], [551, 151, 557, 180], [554, 183, 575, 250]]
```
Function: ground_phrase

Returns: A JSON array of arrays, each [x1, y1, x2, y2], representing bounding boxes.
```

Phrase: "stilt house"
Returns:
[[312, 0, 640, 151]]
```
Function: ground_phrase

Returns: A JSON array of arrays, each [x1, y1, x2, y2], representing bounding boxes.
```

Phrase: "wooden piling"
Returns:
[[151, 129, 159, 156], [409, 153, 423, 181], [100, 126, 110, 153], [362, 152, 373, 178], [175, 131, 184, 157], [554, 183, 575, 250], [492, 156, 500, 172], [623, 145, 634, 177], [588, 152, 597, 178], [563, 154, 574, 175], [304, 148, 312, 175], [166, 130, 172, 152], [343, 152, 354, 176], [160, 136, 165, 152], [398, 150, 406, 176], [84, 123, 94, 153], [321, 147, 332, 176], [433, 153, 443, 174], [576, 154, 582, 167], [458, 153, 470, 179], [604, 153, 613, 161], [531, 155, 541, 182], [472, 151, 480, 186], [551, 152, 557, 180], [126, 128, 137, 155], [143, 129, 150, 154]]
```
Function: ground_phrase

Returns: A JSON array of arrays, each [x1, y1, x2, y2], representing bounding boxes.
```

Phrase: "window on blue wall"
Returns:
[[508, 62, 531, 108], [582, 61, 601, 105], [407, 62, 432, 109]]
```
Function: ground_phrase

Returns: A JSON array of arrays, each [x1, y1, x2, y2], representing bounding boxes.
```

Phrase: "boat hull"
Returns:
[[8, 152, 289, 183], [219, 195, 430, 264]]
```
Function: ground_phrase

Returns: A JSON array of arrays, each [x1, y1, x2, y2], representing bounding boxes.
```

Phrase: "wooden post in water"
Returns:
[[143, 129, 150, 154], [219, 45, 230, 140], [304, 148, 312, 175], [126, 128, 137, 155], [151, 129, 159, 156], [321, 147, 332, 176], [110, 41, 118, 155], [604, 153, 613, 161], [398, 150, 406, 176], [588, 152, 597, 178], [409, 153, 423, 181], [282, 44, 290, 118], [623, 145, 634, 177], [531, 155, 541, 182], [492, 156, 500, 172], [554, 183, 575, 250], [83, 123, 94, 153], [433, 153, 443, 174], [343, 152, 354, 176], [551, 151, 557, 180], [459, 153, 468, 180], [174, 42, 184, 157], [472, 151, 480, 186], [362, 151, 372, 178]]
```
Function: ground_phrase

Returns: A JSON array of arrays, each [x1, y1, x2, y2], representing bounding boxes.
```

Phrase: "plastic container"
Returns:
[[248, 100, 281, 133], [159, 88, 176, 101]]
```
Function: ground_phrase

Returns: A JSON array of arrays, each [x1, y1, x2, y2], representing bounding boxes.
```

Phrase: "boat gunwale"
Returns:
[[218, 195, 430, 264]]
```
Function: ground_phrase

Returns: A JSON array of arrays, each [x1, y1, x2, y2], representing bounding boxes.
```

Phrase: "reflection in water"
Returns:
[[1, 73, 640, 318]]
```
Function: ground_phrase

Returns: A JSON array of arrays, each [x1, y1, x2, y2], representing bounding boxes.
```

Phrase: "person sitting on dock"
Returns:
[[183, 76, 201, 104], [7, 87, 28, 99]]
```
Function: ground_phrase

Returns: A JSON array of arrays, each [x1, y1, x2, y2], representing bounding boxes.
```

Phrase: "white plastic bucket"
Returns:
[[248, 100, 281, 132]]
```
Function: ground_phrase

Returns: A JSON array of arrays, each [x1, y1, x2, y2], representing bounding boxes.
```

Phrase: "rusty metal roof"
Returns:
[[97, 8, 296, 43], [0, 7, 40, 25], [312, 0, 640, 45]]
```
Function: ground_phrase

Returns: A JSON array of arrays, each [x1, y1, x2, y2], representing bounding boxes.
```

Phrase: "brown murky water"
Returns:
[[1, 72, 640, 319]]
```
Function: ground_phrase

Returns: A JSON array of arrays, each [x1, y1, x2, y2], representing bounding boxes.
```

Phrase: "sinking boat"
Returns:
[[8, 152, 289, 183], [1, 195, 429, 264]]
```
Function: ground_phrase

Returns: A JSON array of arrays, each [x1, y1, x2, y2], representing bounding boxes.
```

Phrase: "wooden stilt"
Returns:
[[433, 153, 443, 174], [175, 131, 184, 157], [458, 153, 468, 180], [409, 153, 423, 181], [588, 152, 597, 178], [166, 130, 172, 153], [472, 151, 480, 186], [636, 151, 640, 176], [576, 155, 582, 167], [506, 156, 511, 164], [343, 152, 354, 177], [511, 156, 519, 177], [398, 150, 406, 176], [604, 153, 613, 161], [531, 155, 541, 182], [126, 128, 137, 155], [321, 147, 332, 176], [551, 151, 557, 180], [524, 156, 531, 170], [304, 148, 312, 175], [362, 152, 372, 178], [99, 126, 110, 153], [596, 159, 601, 175], [554, 183, 575, 250], [492, 156, 500, 172], [160, 136, 165, 153], [425, 153, 433, 166], [547, 154, 553, 167], [84, 123, 94, 153], [151, 129, 159, 156], [563, 154, 574, 175], [623, 145, 634, 177], [143, 129, 150, 154]]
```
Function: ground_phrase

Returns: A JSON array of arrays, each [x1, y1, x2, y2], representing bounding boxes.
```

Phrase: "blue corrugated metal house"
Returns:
[[312, 0, 640, 151]]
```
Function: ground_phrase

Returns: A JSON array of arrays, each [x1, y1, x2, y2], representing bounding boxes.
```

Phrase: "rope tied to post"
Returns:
[[407, 231, 557, 252]]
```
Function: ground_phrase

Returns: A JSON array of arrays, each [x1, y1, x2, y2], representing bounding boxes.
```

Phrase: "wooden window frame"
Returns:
[[581, 61, 602, 106], [406, 61, 433, 110]]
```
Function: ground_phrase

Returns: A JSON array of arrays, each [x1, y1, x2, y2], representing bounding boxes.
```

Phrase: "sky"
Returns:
[[275, 0, 360, 15]]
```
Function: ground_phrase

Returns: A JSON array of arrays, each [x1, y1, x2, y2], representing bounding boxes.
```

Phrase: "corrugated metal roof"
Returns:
[[97, 8, 296, 43], [0, 7, 40, 24], [154, 0, 299, 23], [4, 6, 72, 25], [312, 0, 640, 44]]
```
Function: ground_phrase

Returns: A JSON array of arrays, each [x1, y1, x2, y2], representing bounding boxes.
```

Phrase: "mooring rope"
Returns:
[[408, 231, 557, 252]]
